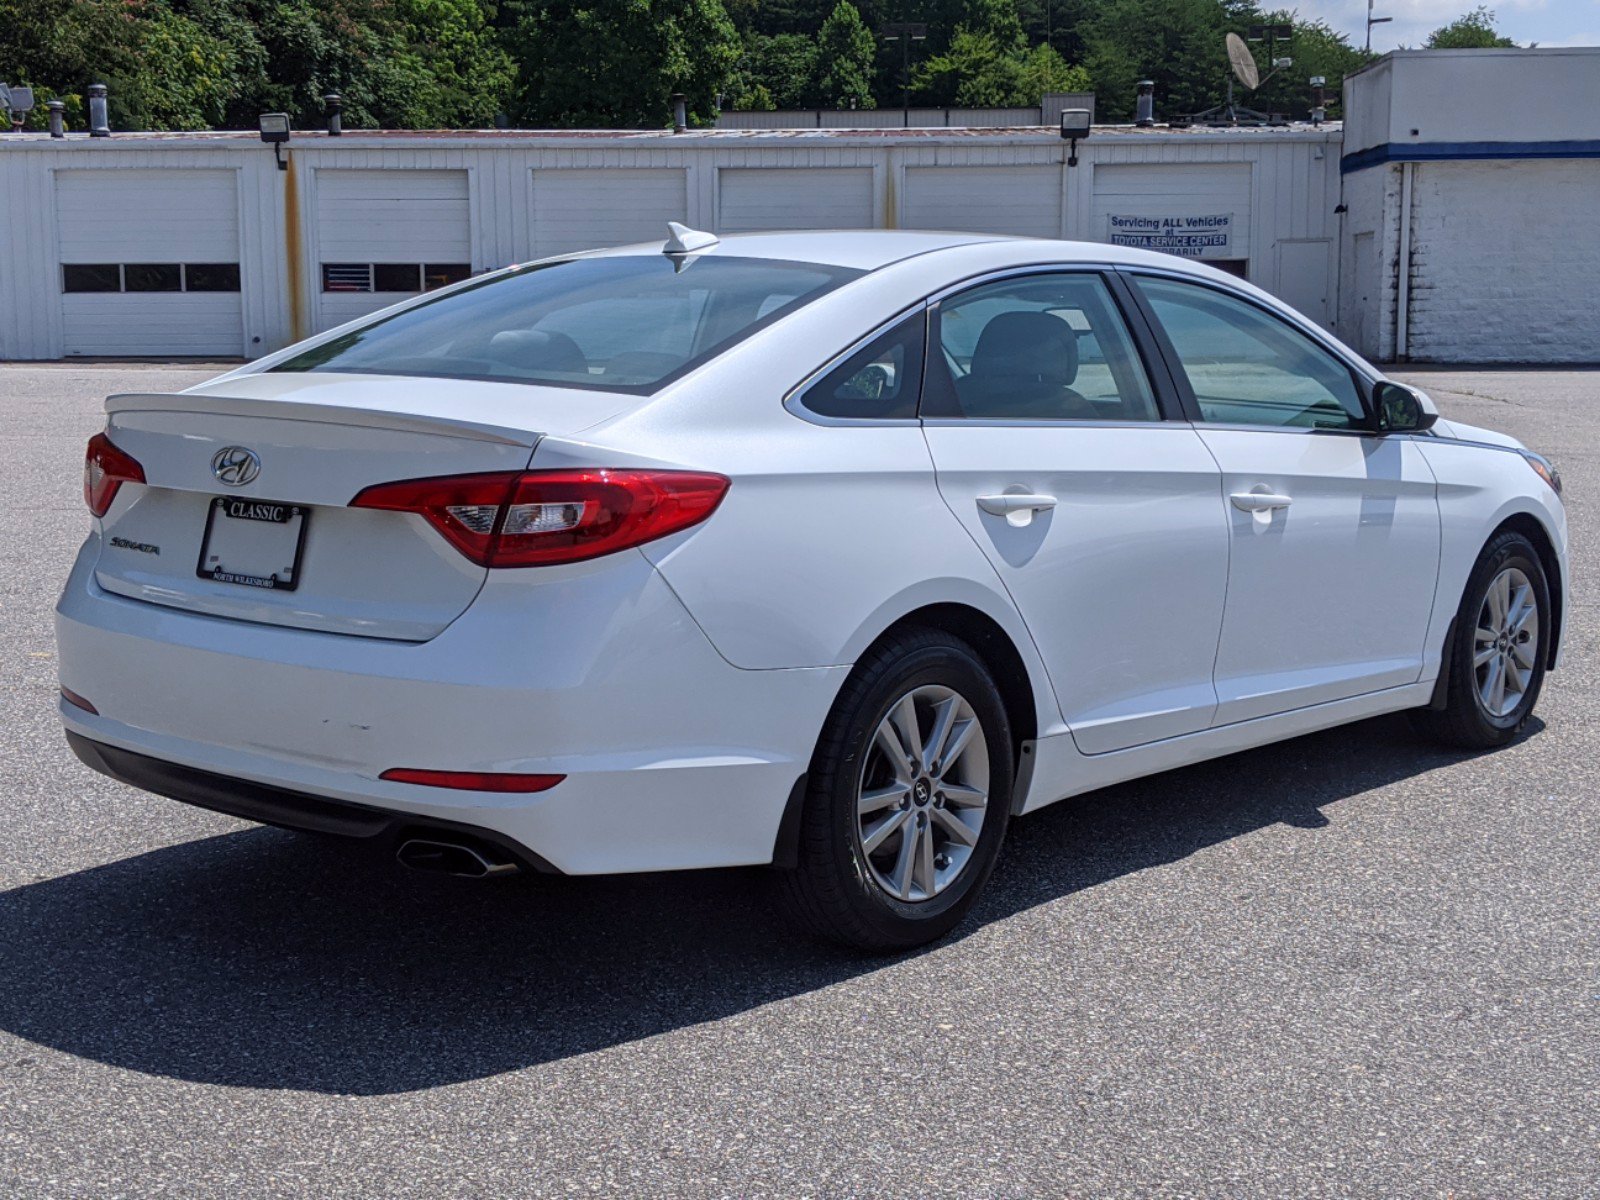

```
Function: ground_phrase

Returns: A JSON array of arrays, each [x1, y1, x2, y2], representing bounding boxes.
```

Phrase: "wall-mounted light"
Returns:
[[1059, 108, 1092, 167], [258, 112, 290, 170]]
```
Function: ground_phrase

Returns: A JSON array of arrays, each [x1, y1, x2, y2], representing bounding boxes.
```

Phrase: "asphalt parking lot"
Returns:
[[1, 362, 1596, 1197]]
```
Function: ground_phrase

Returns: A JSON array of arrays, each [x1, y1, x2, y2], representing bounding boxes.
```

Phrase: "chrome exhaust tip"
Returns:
[[396, 837, 520, 879]]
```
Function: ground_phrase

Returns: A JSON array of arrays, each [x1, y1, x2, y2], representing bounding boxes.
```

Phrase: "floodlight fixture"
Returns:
[[1059, 108, 1091, 166], [259, 112, 290, 169]]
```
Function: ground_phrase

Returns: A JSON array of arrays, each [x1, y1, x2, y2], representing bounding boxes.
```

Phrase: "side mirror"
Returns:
[[1373, 380, 1438, 434]]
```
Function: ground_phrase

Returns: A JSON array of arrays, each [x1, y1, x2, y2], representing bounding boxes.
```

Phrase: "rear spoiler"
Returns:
[[106, 392, 538, 447]]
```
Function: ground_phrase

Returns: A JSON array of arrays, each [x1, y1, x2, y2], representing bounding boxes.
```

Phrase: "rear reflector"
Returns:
[[60, 686, 99, 715], [380, 768, 565, 793], [84, 432, 146, 518], [350, 468, 729, 568]]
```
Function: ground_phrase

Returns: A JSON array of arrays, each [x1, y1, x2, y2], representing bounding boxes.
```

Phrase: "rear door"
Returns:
[[920, 269, 1230, 754], [1127, 271, 1441, 724]]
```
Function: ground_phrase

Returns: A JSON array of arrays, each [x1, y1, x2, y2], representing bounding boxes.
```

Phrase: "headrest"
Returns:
[[968, 311, 1079, 387], [486, 329, 588, 375]]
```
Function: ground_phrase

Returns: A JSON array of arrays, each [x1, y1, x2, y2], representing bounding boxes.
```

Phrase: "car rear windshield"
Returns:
[[271, 254, 863, 393]]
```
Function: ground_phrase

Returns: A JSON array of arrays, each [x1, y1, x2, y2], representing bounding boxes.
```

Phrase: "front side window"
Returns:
[[1135, 276, 1365, 430], [923, 272, 1158, 422], [798, 312, 925, 420], [280, 255, 861, 393]]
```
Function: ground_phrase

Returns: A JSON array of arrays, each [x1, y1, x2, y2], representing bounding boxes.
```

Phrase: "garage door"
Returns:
[[531, 168, 687, 257], [1091, 163, 1252, 271], [718, 167, 874, 232], [903, 166, 1062, 238], [56, 169, 243, 357], [315, 169, 472, 332]]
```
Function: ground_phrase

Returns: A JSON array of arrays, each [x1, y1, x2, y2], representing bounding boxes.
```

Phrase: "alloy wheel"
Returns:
[[1474, 565, 1540, 718], [855, 685, 990, 903]]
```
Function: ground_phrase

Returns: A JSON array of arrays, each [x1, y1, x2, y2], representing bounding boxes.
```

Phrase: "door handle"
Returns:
[[1229, 491, 1293, 512], [976, 493, 1057, 516]]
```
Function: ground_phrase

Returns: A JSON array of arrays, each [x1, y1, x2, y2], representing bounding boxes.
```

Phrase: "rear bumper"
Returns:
[[66, 731, 559, 871], [56, 538, 847, 874]]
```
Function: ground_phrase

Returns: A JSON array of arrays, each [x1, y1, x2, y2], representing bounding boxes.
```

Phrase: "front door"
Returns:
[[1129, 272, 1441, 725], [921, 270, 1230, 755]]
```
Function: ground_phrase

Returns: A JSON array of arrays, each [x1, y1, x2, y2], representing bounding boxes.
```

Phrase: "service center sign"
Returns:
[[1107, 213, 1233, 258]]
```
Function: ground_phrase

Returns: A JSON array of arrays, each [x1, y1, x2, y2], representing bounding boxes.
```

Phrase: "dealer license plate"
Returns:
[[195, 496, 309, 591]]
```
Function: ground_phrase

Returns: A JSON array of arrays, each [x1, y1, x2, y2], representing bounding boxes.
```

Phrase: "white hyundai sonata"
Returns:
[[58, 228, 1567, 950]]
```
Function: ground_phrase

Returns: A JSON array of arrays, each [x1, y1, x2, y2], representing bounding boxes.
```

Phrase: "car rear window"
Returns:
[[272, 255, 863, 393]]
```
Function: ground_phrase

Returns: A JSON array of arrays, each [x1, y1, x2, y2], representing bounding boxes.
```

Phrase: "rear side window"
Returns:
[[799, 312, 925, 420], [275, 255, 862, 394], [923, 272, 1159, 422]]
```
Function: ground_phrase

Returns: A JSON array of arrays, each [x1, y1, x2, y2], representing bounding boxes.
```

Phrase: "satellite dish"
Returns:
[[1226, 32, 1260, 90]]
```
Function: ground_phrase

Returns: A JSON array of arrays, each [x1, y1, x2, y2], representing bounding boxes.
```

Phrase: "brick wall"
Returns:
[[1406, 160, 1600, 364]]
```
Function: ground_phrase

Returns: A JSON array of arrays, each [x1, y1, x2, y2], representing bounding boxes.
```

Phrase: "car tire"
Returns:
[[1411, 530, 1551, 750], [772, 627, 1014, 952]]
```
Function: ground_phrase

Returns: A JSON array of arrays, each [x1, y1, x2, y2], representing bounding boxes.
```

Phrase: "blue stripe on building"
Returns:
[[1341, 140, 1600, 174]]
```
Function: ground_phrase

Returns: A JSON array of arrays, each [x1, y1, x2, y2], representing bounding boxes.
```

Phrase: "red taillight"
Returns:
[[84, 432, 146, 518], [350, 468, 729, 568], [380, 768, 565, 793]]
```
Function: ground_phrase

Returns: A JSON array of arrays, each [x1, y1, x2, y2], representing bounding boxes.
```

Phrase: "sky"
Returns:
[[1302, 0, 1600, 51]]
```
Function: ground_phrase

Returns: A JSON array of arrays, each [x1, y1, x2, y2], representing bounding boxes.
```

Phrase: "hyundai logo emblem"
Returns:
[[211, 446, 261, 487]]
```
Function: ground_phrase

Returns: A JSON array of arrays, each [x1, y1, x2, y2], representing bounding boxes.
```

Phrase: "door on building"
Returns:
[[313, 169, 472, 333], [902, 166, 1063, 238], [717, 167, 875, 232], [1275, 239, 1334, 329], [920, 269, 1231, 754], [530, 168, 688, 258], [55, 169, 245, 357], [1128, 271, 1440, 726]]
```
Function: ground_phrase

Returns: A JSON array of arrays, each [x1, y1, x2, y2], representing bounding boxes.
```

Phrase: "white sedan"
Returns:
[[59, 229, 1567, 950]]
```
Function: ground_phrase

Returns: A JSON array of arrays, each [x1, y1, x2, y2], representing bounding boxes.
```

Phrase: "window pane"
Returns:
[[423, 263, 471, 291], [373, 264, 422, 292], [63, 264, 121, 293], [124, 263, 182, 292], [925, 273, 1158, 421], [801, 312, 924, 419], [1137, 277, 1364, 430], [274, 255, 861, 393], [322, 264, 373, 293], [185, 263, 241, 292]]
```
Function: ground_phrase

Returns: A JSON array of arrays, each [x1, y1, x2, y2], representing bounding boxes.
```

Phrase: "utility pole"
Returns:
[[881, 22, 927, 128], [1365, 0, 1393, 52]]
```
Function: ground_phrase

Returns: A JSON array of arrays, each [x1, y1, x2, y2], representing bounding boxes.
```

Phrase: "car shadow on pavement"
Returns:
[[0, 712, 1530, 1096]]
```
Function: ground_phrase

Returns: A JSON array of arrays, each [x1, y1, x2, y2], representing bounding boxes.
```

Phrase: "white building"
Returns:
[[0, 46, 1595, 364], [1338, 47, 1600, 364]]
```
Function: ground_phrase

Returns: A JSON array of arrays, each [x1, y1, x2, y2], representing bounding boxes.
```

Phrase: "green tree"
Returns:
[[1016, 41, 1090, 96], [807, 0, 876, 107], [732, 30, 817, 109], [1425, 6, 1516, 47], [914, 0, 1063, 106], [507, 0, 742, 127], [1080, 0, 1246, 121]]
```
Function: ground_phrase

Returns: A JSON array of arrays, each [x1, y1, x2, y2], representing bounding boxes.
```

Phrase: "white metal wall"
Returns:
[[0, 129, 1344, 361]]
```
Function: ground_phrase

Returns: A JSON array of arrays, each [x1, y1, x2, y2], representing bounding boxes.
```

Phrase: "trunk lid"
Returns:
[[93, 372, 640, 640]]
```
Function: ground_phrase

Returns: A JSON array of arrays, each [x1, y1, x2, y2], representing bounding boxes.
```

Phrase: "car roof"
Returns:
[[584, 228, 1236, 276]]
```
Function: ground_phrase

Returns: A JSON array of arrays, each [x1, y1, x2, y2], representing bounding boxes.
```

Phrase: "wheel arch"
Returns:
[[1493, 510, 1563, 669], [861, 602, 1042, 766]]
